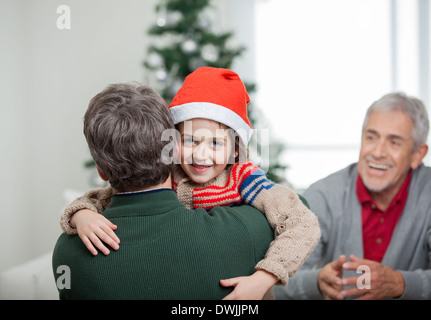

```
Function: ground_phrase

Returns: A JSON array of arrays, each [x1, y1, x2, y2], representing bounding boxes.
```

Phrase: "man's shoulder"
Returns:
[[52, 232, 90, 294], [52, 232, 86, 261], [410, 164, 431, 195], [414, 163, 431, 179], [205, 205, 263, 225], [53, 232, 79, 248], [206, 205, 274, 258], [207, 205, 273, 234], [207, 204, 262, 218]]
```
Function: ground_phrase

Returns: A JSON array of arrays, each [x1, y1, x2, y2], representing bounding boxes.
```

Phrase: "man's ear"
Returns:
[[96, 165, 109, 181], [411, 144, 428, 170]]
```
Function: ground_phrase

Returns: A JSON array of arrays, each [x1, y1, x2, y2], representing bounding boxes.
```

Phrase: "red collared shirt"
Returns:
[[356, 171, 411, 262]]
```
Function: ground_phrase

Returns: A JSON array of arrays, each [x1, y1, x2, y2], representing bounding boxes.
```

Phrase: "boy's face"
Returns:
[[177, 118, 236, 184]]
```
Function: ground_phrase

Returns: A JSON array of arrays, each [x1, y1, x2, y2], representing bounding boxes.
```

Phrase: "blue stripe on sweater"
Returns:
[[240, 169, 275, 205]]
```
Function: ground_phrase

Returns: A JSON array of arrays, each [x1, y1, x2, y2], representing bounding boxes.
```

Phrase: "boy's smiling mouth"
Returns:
[[191, 163, 212, 173]]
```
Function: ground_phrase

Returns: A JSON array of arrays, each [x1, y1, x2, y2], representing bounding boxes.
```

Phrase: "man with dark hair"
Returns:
[[52, 83, 274, 300]]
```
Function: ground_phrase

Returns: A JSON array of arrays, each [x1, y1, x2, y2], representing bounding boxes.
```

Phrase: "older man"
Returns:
[[275, 92, 431, 300]]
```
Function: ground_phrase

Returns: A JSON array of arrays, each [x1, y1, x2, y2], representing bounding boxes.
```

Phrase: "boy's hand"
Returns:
[[70, 209, 120, 255], [220, 270, 278, 300]]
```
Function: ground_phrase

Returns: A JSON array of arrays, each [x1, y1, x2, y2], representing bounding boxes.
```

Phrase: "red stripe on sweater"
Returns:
[[194, 191, 241, 204], [193, 162, 258, 208], [193, 162, 256, 196]]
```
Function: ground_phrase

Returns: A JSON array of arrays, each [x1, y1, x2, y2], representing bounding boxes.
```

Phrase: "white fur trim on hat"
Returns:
[[170, 102, 253, 145]]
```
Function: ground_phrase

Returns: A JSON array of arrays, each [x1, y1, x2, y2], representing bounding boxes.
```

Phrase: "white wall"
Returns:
[[218, 0, 256, 82], [0, 0, 158, 272]]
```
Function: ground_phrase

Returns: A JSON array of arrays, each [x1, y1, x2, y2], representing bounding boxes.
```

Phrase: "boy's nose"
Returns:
[[193, 144, 210, 162]]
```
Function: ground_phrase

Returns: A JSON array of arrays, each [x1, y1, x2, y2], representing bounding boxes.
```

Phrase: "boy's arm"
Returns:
[[237, 162, 322, 286], [60, 186, 114, 234]]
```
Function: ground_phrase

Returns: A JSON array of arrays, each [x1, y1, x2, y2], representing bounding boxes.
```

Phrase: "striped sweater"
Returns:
[[61, 161, 321, 285], [173, 162, 274, 210]]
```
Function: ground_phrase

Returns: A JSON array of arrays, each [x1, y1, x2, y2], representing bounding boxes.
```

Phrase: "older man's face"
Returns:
[[358, 110, 423, 195]]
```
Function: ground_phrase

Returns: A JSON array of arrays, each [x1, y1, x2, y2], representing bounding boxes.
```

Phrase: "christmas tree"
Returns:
[[143, 0, 287, 183], [144, 0, 247, 102]]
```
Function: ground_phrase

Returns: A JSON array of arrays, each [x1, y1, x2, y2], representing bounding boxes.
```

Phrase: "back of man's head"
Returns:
[[84, 83, 174, 192]]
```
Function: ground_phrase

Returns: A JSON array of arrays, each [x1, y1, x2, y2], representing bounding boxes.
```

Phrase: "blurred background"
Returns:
[[0, 0, 429, 277]]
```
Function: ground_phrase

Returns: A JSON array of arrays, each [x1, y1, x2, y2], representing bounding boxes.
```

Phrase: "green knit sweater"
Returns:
[[52, 189, 274, 300]]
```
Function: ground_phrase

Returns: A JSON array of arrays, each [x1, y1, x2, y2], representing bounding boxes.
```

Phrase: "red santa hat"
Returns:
[[168, 67, 253, 145]]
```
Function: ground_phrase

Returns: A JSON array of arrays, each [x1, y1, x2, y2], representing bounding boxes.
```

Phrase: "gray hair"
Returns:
[[84, 83, 174, 192], [362, 92, 429, 150]]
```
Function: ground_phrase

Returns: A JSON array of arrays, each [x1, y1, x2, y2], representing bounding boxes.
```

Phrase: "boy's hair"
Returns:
[[227, 129, 249, 164], [363, 92, 429, 151], [83, 83, 174, 192]]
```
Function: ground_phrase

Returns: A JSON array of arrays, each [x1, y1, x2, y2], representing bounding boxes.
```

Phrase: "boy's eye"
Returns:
[[183, 137, 194, 145], [211, 140, 224, 148]]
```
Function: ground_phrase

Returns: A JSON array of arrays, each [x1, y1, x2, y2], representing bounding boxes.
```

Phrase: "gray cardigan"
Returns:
[[275, 163, 431, 300]]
